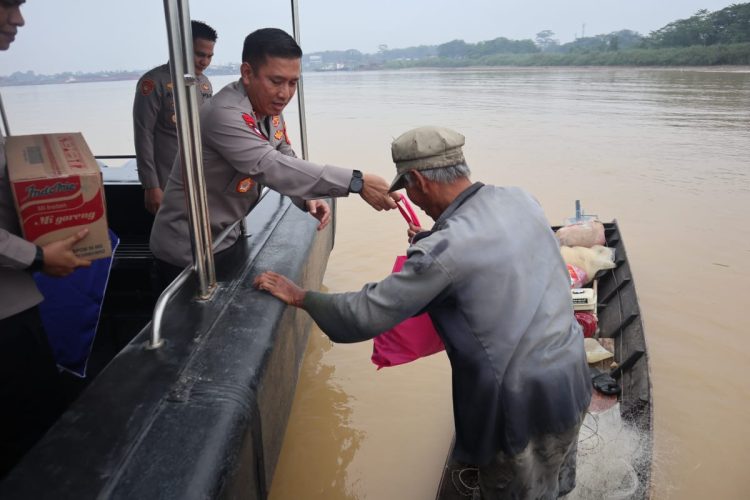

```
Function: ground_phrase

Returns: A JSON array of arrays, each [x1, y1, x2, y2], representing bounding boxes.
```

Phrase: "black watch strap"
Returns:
[[349, 170, 364, 194], [27, 245, 44, 273]]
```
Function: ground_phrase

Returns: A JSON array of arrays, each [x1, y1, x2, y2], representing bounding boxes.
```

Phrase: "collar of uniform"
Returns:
[[259, 116, 271, 138], [433, 182, 485, 229]]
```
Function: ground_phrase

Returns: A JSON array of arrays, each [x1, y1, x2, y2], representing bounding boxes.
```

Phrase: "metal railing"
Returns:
[[148, 0, 310, 349], [291, 0, 308, 161], [162, 0, 216, 300], [0, 92, 11, 136], [149, 188, 268, 348]]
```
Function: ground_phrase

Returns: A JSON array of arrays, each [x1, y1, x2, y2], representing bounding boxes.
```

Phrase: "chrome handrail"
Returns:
[[162, 0, 216, 299], [0, 92, 11, 136], [149, 188, 269, 348], [96, 155, 137, 159], [148, 266, 191, 349], [291, 0, 309, 161], [150, 1, 307, 349]]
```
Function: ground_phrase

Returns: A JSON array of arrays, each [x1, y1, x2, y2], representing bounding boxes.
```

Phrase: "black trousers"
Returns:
[[152, 258, 185, 297], [0, 307, 65, 478], [151, 236, 244, 296]]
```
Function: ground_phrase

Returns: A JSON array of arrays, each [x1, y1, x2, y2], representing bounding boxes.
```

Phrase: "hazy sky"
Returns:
[[0, 0, 739, 75]]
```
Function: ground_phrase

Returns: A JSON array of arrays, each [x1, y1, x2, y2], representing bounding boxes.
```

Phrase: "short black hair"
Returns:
[[192, 20, 217, 42], [242, 28, 302, 72]]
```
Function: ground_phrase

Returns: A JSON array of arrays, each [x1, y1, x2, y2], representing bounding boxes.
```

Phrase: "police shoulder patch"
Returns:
[[241, 112, 256, 128], [141, 79, 155, 96]]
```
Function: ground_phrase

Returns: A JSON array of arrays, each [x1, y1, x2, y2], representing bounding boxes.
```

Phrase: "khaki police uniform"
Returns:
[[0, 134, 65, 476], [132, 63, 213, 190], [150, 79, 353, 268], [0, 135, 43, 319]]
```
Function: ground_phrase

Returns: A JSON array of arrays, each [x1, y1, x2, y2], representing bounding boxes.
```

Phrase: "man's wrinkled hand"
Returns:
[[42, 229, 93, 277], [306, 199, 331, 230], [254, 271, 306, 308], [360, 173, 399, 211], [407, 222, 424, 242]]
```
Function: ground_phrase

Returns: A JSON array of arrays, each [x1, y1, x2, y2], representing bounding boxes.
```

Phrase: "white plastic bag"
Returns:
[[560, 245, 615, 283], [584, 338, 614, 364]]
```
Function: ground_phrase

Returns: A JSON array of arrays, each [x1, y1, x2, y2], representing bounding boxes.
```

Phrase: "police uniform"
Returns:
[[132, 63, 213, 190], [150, 79, 353, 268], [0, 135, 42, 319], [0, 135, 65, 477]]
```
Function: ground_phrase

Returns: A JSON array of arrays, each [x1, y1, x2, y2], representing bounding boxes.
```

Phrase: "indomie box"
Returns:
[[6, 133, 111, 259]]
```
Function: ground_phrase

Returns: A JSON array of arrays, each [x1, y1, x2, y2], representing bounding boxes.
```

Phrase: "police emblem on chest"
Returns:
[[236, 177, 255, 193], [241, 113, 267, 140], [241, 112, 256, 127]]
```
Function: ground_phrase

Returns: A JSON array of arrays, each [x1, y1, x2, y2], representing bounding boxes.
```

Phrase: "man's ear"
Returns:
[[411, 170, 429, 193], [240, 62, 253, 83]]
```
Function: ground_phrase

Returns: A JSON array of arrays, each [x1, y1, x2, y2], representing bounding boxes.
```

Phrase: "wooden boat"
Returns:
[[435, 220, 653, 499], [0, 1, 329, 498]]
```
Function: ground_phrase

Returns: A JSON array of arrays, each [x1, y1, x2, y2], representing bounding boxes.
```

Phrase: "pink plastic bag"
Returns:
[[555, 220, 605, 248], [371, 195, 445, 369]]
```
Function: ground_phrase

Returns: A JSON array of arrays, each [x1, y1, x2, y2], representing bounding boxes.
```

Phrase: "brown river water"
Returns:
[[3, 66, 749, 499], [270, 67, 750, 500]]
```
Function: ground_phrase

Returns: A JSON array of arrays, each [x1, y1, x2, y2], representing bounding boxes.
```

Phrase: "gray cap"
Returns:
[[388, 126, 466, 192]]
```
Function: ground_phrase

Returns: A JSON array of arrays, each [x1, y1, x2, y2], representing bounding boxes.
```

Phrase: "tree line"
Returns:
[[3, 3, 749, 85], [303, 3, 750, 69]]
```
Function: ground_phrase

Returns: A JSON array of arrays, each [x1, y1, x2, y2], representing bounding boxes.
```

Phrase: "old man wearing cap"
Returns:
[[255, 126, 591, 499]]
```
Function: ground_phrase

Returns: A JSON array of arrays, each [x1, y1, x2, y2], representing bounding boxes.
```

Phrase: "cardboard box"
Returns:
[[6, 133, 111, 260]]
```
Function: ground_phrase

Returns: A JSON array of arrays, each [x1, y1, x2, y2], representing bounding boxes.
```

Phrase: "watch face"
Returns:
[[350, 170, 364, 193], [351, 177, 364, 193]]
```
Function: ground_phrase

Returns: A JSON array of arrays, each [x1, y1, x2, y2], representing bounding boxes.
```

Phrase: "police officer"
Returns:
[[133, 20, 217, 214], [150, 28, 397, 280], [0, 0, 93, 477]]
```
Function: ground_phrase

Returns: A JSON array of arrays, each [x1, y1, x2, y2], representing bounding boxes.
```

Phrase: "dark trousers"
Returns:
[[151, 237, 243, 297], [152, 258, 187, 297], [477, 417, 584, 499], [0, 307, 65, 478]]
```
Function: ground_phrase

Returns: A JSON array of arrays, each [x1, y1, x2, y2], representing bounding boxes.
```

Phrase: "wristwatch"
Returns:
[[348, 170, 364, 194], [27, 245, 44, 273]]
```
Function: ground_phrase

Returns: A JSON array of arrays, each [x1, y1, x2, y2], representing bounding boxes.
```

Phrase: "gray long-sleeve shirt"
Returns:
[[150, 79, 353, 267], [303, 183, 591, 464], [0, 135, 43, 319], [133, 64, 213, 190]]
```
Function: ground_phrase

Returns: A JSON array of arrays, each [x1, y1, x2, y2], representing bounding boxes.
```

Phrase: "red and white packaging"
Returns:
[[567, 263, 589, 288], [6, 133, 111, 259]]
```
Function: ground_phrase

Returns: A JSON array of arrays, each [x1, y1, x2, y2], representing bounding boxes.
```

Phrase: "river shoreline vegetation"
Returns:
[[384, 43, 750, 68], [2, 3, 749, 86], [321, 3, 750, 70]]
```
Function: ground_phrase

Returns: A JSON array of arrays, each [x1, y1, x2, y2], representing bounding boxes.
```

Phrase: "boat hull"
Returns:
[[0, 191, 333, 499]]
